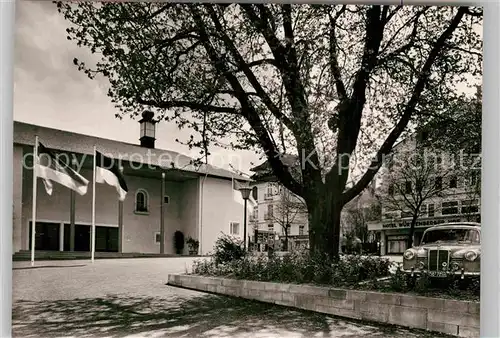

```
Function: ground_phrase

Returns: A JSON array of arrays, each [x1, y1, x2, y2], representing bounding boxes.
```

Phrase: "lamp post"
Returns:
[[239, 186, 252, 251]]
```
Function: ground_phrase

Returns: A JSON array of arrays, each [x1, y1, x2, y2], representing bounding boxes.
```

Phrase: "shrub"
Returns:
[[192, 249, 391, 287], [388, 266, 409, 293], [186, 236, 200, 255], [212, 233, 246, 265], [173, 231, 185, 254]]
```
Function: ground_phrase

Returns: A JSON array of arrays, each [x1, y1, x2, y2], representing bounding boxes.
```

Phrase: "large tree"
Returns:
[[56, 3, 482, 258]]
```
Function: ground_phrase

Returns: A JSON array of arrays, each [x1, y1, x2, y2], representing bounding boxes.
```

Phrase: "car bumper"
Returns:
[[402, 268, 480, 278]]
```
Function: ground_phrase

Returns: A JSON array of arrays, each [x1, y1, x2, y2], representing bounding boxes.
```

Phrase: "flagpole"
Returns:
[[31, 136, 39, 266], [91, 145, 96, 263]]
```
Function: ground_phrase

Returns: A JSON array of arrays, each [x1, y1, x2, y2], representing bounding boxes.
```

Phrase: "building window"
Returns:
[[470, 171, 480, 187], [267, 204, 274, 218], [387, 235, 408, 254], [401, 210, 413, 218], [230, 222, 240, 235], [135, 189, 149, 213], [405, 181, 412, 194], [428, 204, 435, 217], [442, 201, 459, 215], [154, 232, 161, 244], [252, 186, 258, 201], [267, 183, 274, 195], [420, 204, 427, 216], [268, 224, 274, 232], [435, 177, 442, 190], [461, 199, 479, 214], [163, 195, 170, 204], [449, 176, 457, 189], [299, 225, 305, 236]]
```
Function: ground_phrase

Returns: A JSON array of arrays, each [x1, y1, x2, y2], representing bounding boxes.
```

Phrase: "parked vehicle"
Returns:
[[402, 222, 480, 280]]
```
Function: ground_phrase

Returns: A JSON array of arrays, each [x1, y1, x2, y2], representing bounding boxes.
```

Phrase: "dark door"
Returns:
[[28, 222, 60, 251], [74, 224, 90, 252], [95, 226, 119, 252], [63, 224, 118, 252]]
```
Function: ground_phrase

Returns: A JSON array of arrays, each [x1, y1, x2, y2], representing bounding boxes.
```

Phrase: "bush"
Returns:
[[212, 234, 246, 265], [186, 236, 200, 255], [384, 271, 480, 301], [192, 249, 391, 288]]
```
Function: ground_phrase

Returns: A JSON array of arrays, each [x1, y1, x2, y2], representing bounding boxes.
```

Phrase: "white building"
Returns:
[[12, 116, 251, 257], [249, 156, 309, 250]]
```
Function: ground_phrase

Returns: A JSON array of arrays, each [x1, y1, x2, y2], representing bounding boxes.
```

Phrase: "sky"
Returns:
[[13, 0, 261, 176], [13, 2, 482, 180]]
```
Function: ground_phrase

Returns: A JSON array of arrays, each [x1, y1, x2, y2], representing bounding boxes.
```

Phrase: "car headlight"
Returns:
[[465, 251, 478, 261], [404, 249, 415, 260]]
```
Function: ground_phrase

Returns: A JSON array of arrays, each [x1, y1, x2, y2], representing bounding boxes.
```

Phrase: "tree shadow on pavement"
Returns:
[[12, 292, 441, 338]]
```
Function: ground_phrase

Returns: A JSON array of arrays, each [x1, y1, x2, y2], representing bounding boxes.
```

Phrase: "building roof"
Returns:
[[250, 154, 299, 172], [13, 121, 250, 181]]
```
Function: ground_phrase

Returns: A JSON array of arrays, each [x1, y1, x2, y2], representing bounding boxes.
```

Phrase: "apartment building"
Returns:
[[368, 130, 481, 255], [249, 156, 309, 250]]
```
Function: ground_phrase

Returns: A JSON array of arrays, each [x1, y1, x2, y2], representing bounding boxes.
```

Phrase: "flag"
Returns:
[[232, 177, 257, 213], [37, 142, 89, 196], [95, 150, 128, 201]]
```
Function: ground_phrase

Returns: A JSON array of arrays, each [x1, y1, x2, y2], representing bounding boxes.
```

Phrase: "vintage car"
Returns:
[[402, 222, 480, 280]]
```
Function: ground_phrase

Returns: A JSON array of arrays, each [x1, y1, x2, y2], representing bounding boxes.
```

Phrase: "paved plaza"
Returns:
[[13, 257, 440, 338]]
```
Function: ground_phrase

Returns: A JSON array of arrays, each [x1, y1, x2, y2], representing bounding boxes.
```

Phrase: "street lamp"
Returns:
[[239, 186, 252, 251]]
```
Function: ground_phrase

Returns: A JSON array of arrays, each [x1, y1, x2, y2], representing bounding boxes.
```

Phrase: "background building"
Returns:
[[12, 116, 251, 257], [249, 155, 308, 251], [368, 129, 481, 255]]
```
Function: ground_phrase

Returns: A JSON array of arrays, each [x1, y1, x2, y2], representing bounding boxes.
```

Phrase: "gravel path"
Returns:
[[13, 257, 444, 338]]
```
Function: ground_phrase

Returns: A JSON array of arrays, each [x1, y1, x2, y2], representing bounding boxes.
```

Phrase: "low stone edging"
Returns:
[[167, 274, 479, 338]]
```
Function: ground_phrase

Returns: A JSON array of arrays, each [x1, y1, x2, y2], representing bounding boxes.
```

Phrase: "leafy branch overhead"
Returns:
[[56, 3, 482, 257]]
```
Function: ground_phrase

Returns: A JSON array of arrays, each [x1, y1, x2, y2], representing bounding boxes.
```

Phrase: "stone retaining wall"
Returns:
[[167, 274, 479, 338]]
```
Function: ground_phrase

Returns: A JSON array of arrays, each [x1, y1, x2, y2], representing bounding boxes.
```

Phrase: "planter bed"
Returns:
[[167, 274, 479, 338]]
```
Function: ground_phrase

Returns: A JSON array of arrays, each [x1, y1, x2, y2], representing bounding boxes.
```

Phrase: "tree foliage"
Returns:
[[55, 2, 482, 257], [343, 200, 381, 244], [425, 85, 481, 155]]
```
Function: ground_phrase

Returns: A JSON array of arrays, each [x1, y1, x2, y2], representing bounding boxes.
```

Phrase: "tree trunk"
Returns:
[[307, 190, 343, 259], [408, 215, 418, 248], [284, 227, 289, 251]]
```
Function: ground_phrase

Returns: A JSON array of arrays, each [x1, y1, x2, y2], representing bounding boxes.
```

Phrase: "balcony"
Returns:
[[264, 193, 274, 200]]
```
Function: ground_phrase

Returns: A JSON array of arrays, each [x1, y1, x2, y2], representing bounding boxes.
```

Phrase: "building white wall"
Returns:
[[16, 145, 207, 254], [179, 178, 200, 252], [250, 181, 308, 237], [199, 176, 244, 255]]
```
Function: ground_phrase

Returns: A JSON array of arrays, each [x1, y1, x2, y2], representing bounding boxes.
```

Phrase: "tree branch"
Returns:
[[328, 5, 348, 101], [190, 5, 305, 198], [343, 7, 468, 203], [137, 98, 239, 114]]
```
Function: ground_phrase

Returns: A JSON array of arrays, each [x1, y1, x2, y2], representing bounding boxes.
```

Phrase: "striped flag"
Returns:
[[37, 142, 89, 196], [95, 150, 128, 201]]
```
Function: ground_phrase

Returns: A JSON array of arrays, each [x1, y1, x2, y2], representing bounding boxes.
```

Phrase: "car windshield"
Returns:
[[420, 228, 480, 245]]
